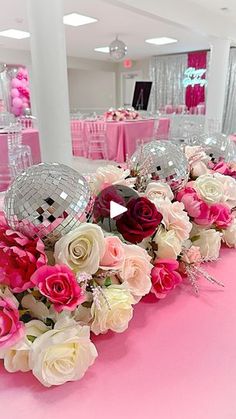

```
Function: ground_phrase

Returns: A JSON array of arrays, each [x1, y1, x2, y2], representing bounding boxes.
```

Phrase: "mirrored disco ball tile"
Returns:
[[190, 133, 236, 163], [130, 140, 189, 192], [4, 162, 93, 247]]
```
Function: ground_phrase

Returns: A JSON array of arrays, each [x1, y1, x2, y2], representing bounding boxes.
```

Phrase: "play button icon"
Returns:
[[93, 184, 139, 233], [110, 201, 127, 219]]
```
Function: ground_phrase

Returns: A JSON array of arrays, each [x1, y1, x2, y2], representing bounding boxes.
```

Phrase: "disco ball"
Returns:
[[191, 133, 236, 163], [4, 163, 93, 247], [109, 38, 127, 61], [130, 140, 189, 192]]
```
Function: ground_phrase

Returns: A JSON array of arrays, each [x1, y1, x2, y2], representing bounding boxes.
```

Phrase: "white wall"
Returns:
[[68, 68, 116, 112], [116, 58, 151, 107]]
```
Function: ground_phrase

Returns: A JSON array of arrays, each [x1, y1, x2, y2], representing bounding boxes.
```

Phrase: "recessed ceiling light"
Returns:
[[145, 37, 178, 45], [94, 47, 110, 53], [63, 13, 97, 27], [0, 29, 30, 39]]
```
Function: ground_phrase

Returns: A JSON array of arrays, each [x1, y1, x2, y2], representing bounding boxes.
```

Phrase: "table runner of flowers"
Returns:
[[0, 145, 235, 387]]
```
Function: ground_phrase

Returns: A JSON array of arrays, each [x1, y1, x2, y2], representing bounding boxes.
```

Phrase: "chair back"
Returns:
[[87, 121, 107, 136]]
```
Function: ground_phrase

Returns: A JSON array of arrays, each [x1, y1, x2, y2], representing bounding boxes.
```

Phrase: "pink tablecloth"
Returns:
[[73, 119, 171, 163], [0, 247, 236, 419], [0, 129, 41, 165]]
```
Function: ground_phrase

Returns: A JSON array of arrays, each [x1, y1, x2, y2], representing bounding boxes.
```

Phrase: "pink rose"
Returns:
[[181, 246, 202, 265], [0, 293, 25, 349], [100, 236, 125, 270], [211, 161, 236, 179], [31, 265, 85, 312], [0, 216, 46, 293], [151, 259, 182, 299], [210, 204, 233, 228], [120, 244, 152, 299], [177, 187, 210, 222]]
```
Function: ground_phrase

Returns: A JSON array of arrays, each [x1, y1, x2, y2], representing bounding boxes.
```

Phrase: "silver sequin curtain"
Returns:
[[149, 53, 188, 112], [223, 48, 236, 134]]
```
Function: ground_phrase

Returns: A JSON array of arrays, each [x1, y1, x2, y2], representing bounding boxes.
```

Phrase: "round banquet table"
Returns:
[[0, 246, 236, 419]]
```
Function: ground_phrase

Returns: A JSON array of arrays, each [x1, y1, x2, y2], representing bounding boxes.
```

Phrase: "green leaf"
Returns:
[[27, 335, 37, 343], [191, 235, 200, 243], [104, 277, 112, 287], [82, 301, 92, 308]]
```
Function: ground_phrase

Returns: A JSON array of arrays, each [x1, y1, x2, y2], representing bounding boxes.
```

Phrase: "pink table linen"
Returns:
[[73, 119, 156, 162], [0, 246, 236, 419], [0, 129, 41, 166]]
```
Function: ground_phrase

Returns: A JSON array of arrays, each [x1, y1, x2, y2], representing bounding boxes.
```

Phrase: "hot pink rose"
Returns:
[[0, 294, 25, 349], [31, 265, 84, 312], [210, 204, 233, 228], [211, 161, 236, 179], [177, 187, 210, 222], [0, 215, 46, 293], [151, 259, 182, 299], [100, 236, 125, 270]]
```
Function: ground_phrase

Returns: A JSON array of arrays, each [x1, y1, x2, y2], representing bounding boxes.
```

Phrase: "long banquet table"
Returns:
[[0, 246, 235, 419], [72, 118, 170, 163]]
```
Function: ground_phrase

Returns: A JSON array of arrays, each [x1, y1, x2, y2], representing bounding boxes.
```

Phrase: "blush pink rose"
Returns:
[[100, 236, 125, 270], [0, 215, 46, 293], [31, 265, 85, 313], [0, 294, 25, 349], [151, 259, 182, 299]]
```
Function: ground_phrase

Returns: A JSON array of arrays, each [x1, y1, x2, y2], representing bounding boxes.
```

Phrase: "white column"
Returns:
[[205, 38, 231, 131], [27, 0, 72, 164]]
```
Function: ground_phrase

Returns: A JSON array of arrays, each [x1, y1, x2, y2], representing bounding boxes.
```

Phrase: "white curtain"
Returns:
[[223, 48, 236, 134], [149, 53, 188, 112]]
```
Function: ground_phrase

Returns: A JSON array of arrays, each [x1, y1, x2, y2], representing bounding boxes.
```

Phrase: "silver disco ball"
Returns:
[[130, 140, 189, 192], [4, 163, 93, 247], [191, 133, 236, 163], [109, 38, 127, 61]]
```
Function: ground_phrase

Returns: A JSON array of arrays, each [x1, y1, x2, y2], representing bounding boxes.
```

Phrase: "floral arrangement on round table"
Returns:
[[0, 140, 236, 388], [104, 107, 140, 121]]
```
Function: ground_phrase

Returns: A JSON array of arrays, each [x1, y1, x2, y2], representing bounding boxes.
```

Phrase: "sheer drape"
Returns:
[[149, 54, 187, 112], [223, 48, 236, 134]]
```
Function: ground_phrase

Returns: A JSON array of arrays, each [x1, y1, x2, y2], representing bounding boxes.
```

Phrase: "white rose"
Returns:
[[93, 165, 130, 193], [192, 228, 221, 260], [91, 285, 134, 335], [120, 245, 152, 299], [21, 294, 49, 321], [157, 200, 192, 242], [29, 318, 97, 387], [154, 227, 182, 259], [214, 173, 236, 209], [145, 182, 174, 201], [195, 174, 224, 204], [54, 223, 105, 275], [2, 320, 49, 373], [222, 219, 236, 247]]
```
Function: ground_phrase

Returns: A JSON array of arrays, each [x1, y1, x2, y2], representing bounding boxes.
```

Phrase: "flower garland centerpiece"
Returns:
[[104, 107, 140, 121], [0, 140, 236, 387]]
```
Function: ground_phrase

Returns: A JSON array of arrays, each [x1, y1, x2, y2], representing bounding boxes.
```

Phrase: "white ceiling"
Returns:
[[0, 0, 235, 61]]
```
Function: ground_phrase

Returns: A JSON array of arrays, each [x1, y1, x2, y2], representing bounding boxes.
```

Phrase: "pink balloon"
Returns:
[[11, 88, 20, 98], [12, 97, 23, 108], [21, 78, 27, 87], [22, 97, 28, 103], [11, 78, 21, 88], [22, 103, 28, 109], [12, 106, 22, 116]]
